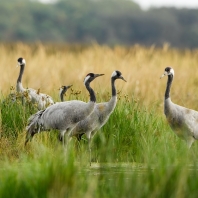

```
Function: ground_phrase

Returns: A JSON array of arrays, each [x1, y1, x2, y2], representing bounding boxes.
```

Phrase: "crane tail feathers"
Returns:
[[25, 110, 45, 145]]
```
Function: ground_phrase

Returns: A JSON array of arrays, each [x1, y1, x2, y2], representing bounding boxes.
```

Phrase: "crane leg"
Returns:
[[85, 132, 92, 166], [186, 137, 195, 148], [59, 130, 66, 146], [88, 138, 92, 166]]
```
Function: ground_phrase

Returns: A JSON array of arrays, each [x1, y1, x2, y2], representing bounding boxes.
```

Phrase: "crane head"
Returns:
[[160, 67, 174, 79], [17, 57, 26, 67], [84, 73, 104, 84], [112, 70, 127, 82]]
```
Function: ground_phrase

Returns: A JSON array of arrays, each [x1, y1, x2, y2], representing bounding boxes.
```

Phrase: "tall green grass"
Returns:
[[1, 93, 198, 197], [0, 93, 37, 140]]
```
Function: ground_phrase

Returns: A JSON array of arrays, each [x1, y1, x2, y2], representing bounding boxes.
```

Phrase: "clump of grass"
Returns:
[[75, 95, 165, 164], [0, 92, 37, 140], [0, 146, 77, 198]]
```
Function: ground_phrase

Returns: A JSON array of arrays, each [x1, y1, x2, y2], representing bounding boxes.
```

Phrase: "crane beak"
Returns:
[[120, 76, 127, 82], [95, 74, 105, 78], [68, 85, 73, 89], [16, 62, 20, 67], [160, 71, 168, 79]]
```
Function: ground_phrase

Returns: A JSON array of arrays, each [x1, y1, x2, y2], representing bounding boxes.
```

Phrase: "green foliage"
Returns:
[[0, 93, 37, 140], [0, 147, 77, 198], [0, 0, 198, 48], [1, 94, 198, 197]]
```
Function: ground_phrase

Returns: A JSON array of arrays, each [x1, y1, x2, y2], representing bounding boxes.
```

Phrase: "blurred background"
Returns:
[[1, 0, 198, 48]]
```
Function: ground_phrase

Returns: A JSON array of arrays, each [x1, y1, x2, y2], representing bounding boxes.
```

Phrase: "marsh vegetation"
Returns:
[[1, 43, 198, 197]]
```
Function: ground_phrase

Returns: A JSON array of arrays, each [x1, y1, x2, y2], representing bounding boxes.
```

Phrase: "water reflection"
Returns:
[[80, 163, 150, 178]]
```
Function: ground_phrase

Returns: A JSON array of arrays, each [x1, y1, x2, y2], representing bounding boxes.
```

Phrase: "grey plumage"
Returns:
[[161, 67, 198, 148], [25, 73, 104, 145], [17, 57, 54, 109], [71, 70, 126, 165]]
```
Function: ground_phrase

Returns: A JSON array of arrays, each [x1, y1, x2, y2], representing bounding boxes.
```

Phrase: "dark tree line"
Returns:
[[0, 0, 198, 48]]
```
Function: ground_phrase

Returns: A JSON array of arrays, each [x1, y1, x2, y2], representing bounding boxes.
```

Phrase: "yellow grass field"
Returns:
[[1, 42, 198, 113]]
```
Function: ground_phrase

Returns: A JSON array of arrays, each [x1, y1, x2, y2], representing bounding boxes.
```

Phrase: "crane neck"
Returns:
[[59, 89, 65, 102], [85, 81, 96, 102], [16, 64, 25, 92], [103, 77, 117, 114], [17, 64, 25, 83], [111, 78, 116, 97], [165, 74, 173, 100], [60, 92, 64, 102]]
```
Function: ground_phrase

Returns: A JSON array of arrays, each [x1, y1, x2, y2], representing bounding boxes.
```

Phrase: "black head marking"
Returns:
[[165, 67, 172, 72], [61, 86, 68, 93], [18, 57, 23, 63], [61, 86, 67, 89], [112, 70, 126, 82], [115, 70, 122, 77], [86, 73, 94, 77], [17, 57, 26, 66]]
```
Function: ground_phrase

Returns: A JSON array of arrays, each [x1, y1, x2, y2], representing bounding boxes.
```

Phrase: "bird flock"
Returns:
[[3, 57, 198, 165]]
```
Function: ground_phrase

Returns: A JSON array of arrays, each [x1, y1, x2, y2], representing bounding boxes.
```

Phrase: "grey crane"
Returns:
[[25, 72, 104, 146], [71, 70, 126, 165], [161, 66, 198, 148], [17, 57, 54, 109], [59, 85, 73, 102]]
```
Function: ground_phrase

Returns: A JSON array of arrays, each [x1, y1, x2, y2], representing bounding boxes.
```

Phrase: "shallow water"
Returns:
[[79, 162, 198, 178], [80, 162, 150, 178]]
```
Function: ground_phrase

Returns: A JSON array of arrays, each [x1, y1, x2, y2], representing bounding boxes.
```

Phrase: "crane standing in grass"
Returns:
[[161, 67, 198, 148], [71, 70, 126, 165], [25, 73, 104, 146], [17, 57, 54, 109]]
